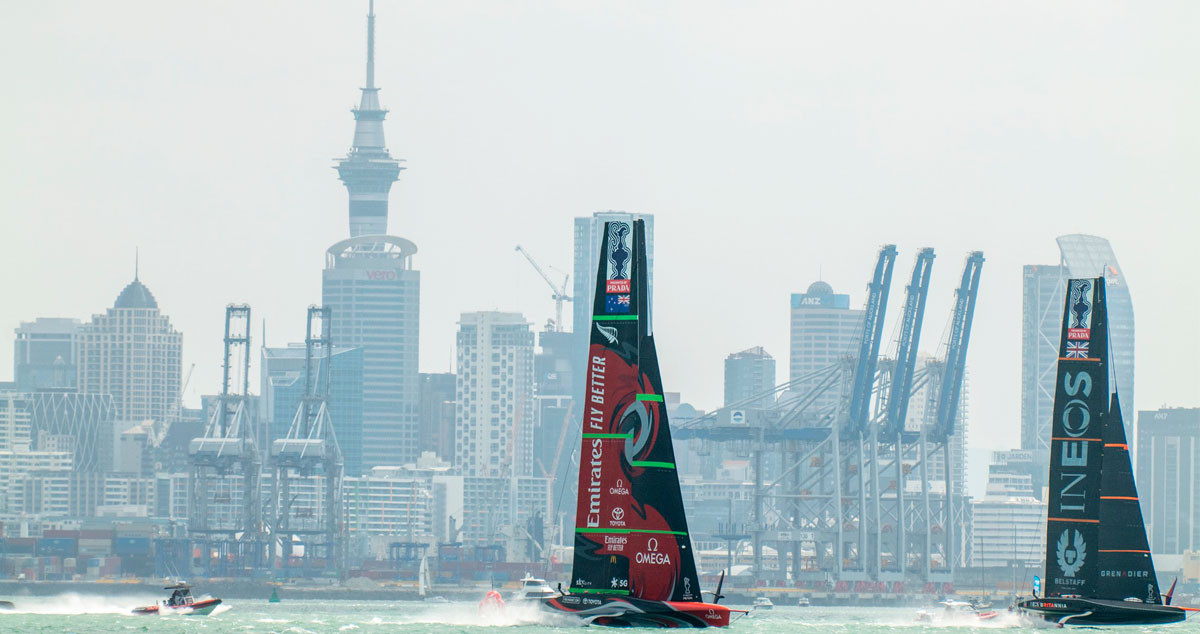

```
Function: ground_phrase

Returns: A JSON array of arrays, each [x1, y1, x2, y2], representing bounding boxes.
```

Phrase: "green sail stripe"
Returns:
[[576, 528, 687, 536], [631, 461, 675, 469], [635, 394, 664, 402], [593, 315, 638, 321], [569, 588, 630, 595], [582, 433, 633, 439]]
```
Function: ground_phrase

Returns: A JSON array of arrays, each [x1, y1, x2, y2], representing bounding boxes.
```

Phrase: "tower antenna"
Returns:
[[366, 0, 375, 89]]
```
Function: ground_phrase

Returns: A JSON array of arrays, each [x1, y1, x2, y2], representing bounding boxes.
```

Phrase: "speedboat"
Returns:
[[752, 597, 774, 610], [796, 595, 811, 607], [915, 600, 997, 624], [513, 574, 557, 602], [132, 583, 222, 616]]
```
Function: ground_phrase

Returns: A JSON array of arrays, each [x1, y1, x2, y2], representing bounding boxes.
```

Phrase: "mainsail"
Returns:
[[570, 219, 701, 602], [1043, 277, 1108, 597], [1096, 393, 1161, 603]]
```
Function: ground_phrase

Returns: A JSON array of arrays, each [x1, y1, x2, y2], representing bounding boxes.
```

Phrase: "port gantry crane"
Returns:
[[675, 245, 983, 590], [515, 245, 572, 332], [270, 306, 345, 575], [188, 304, 266, 576]]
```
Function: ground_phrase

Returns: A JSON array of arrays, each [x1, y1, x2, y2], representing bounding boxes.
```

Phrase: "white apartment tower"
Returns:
[[455, 312, 535, 478]]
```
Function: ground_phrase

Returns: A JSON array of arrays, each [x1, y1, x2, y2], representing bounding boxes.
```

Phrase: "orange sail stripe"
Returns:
[[1051, 437, 1101, 442], [1098, 549, 1150, 554], [1101, 496, 1139, 501], [1057, 356, 1102, 362], [1048, 517, 1100, 524], [1104, 443, 1128, 450]]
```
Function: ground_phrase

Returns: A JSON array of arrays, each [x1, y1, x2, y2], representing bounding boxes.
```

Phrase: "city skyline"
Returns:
[[2, 1, 1198, 496]]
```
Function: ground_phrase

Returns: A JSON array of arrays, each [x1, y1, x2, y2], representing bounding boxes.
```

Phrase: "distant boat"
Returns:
[[513, 573, 556, 602], [418, 556, 430, 598], [538, 220, 746, 628], [269, 587, 281, 603], [752, 597, 774, 610], [796, 596, 811, 608], [1017, 277, 1188, 626]]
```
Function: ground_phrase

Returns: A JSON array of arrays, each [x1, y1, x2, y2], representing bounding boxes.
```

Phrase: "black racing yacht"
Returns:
[[1017, 277, 1189, 626]]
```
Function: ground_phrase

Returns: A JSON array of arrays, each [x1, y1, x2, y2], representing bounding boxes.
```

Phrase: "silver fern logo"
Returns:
[[1056, 529, 1086, 577], [595, 323, 618, 344]]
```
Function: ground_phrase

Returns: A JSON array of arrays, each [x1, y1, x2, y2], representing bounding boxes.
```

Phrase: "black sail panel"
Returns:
[[569, 219, 701, 602], [1043, 277, 1107, 598], [1096, 393, 1161, 603]]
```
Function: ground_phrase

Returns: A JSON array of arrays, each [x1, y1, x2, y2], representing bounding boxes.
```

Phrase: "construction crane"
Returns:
[[515, 245, 572, 332]]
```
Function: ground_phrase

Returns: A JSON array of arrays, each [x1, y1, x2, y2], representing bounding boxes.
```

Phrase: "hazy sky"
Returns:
[[2, 2, 1197, 496]]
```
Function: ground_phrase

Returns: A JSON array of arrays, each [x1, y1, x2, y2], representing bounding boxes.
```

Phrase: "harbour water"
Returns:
[[1, 599, 1198, 633]]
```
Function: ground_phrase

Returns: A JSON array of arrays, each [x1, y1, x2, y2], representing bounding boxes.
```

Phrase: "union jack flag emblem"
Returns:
[[1065, 341, 1089, 359]]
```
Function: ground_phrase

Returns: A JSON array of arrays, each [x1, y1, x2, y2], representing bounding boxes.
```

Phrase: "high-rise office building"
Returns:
[[261, 344, 365, 476], [14, 318, 80, 391], [418, 372, 456, 463], [323, 3, 421, 468], [723, 346, 776, 408], [1021, 235, 1133, 492], [1136, 407, 1200, 556], [788, 281, 863, 415], [454, 312, 535, 478], [77, 277, 182, 425], [533, 329, 574, 486]]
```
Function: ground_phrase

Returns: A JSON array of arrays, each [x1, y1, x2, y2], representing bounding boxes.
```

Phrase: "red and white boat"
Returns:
[[132, 583, 222, 616]]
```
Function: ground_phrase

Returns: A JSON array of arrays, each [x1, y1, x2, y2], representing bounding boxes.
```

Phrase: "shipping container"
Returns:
[[2, 538, 37, 555], [113, 537, 151, 556], [38, 538, 78, 557]]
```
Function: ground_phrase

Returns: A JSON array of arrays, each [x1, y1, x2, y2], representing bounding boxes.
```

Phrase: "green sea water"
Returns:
[[1, 598, 1197, 633]]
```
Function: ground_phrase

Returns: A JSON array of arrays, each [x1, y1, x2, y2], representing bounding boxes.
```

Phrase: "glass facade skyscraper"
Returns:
[[261, 344, 364, 476], [13, 318, 80, 391]]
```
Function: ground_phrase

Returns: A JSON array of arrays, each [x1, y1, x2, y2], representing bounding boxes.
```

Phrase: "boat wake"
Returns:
[[0, 592, 159, 615], [378, 601, 571, 628]]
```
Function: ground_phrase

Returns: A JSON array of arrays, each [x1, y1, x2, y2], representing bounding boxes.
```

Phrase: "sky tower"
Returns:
[[336, 0, 403, 237], [323, 0, 421, 469]]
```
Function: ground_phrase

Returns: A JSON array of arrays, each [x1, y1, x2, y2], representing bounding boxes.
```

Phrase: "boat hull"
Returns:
[[542, 594, 741, 628], [1018, 597, 1185, 626], [132, 597, 222, 616]]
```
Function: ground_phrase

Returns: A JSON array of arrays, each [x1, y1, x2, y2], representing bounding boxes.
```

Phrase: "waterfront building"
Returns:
[[1137, 407, 1200, 555], [454, 312, 535, 478], [343, 469, 434, 541], [1021, 235, 1134, 494], [77, 276, 182, 426], [323, 4, 421, 469], [788, 281, 863, 415], [968, 451, 1046, 568], [723, 346, 776, 408], [261, 344, 365, 476], [13, 318, 80, 391]]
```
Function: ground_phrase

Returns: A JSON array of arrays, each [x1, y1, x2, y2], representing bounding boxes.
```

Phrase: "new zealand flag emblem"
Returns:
[[605, 294, 631, 314], [1065, 341, 1089, 359]]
